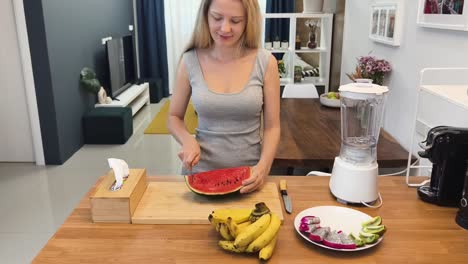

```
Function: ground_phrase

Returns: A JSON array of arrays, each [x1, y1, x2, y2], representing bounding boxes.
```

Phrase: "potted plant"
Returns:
[[346, 56, 392, 85], [294, 66, 303, 83], [80, 67, 112, 104], [278, 60, 287, 78]]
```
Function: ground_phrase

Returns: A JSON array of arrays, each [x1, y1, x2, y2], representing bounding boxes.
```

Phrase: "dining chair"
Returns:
[[282, 83, 319, 98]]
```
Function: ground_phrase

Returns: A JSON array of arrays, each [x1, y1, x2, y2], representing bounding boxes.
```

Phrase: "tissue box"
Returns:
[[90, 169, 148, 223]]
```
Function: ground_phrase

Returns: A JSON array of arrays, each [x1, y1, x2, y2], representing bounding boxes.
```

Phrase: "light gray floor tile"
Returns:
[[0, 99, 182, 262]]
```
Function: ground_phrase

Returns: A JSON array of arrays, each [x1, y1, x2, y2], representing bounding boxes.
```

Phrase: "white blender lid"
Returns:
[[339, 82, 389, 95]]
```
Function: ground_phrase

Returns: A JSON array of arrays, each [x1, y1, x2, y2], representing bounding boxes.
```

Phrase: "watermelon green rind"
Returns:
[[185, 167, 251, 196]]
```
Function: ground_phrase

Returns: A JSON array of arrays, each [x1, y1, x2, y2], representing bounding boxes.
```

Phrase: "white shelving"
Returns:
[[262, 13, 333, 92], [406, 68, 468, 184], [95, 82, 150, 116]]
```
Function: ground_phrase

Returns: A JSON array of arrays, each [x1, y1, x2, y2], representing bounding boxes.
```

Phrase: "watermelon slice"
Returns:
[[185, 166, 251, 195]]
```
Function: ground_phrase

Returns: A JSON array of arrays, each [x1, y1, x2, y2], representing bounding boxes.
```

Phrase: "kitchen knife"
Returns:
[[280, 180, 292, 214]]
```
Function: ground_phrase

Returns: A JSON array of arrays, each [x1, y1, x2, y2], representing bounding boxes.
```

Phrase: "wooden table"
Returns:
[[275, 99, 413, 169], [33, 176, 467, 264]]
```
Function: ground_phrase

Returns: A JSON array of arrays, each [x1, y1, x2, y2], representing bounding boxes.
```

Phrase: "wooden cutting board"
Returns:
[[131, 182, 284, 224]]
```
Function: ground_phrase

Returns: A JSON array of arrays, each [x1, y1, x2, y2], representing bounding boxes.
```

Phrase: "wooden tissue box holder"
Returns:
[[90, 168, 148, 223]]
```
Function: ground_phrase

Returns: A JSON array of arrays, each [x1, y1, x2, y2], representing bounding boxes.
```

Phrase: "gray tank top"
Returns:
[[182, 48, 271, 174]]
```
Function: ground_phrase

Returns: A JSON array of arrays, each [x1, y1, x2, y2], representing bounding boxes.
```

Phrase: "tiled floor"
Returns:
[[0, 98, 184, 263]]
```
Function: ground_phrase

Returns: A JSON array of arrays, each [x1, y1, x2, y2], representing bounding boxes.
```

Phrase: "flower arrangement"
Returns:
[[305, 19, 319, 32], [346, 56, 392, 85]]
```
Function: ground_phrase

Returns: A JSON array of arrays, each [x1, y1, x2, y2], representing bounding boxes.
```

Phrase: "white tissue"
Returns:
[[108, 158, 129, 191]]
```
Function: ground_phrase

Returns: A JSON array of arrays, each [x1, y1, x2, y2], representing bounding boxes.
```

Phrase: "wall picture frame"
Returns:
[[369, 1, 404, 46], [417, 0, 468, 31]]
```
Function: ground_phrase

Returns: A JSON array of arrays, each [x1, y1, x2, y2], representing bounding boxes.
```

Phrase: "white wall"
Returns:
[[0, 0, 35, 162], [340, 0, 468, 150]]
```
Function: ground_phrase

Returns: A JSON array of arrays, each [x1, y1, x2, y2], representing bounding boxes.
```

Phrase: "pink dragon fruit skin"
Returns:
[[299, 223, 320, 233], [337, 231, 357, 249], [299, 223, 310, 232], [308, 226, 330, 242], [301, 216, 321, 225], [323, 231, 357, 249]]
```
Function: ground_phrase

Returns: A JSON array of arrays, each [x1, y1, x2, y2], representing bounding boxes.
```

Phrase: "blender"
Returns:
[[329, 82, 389, 206]]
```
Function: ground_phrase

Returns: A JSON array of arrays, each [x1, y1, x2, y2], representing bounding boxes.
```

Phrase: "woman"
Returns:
[[168, 0, 280, 194]]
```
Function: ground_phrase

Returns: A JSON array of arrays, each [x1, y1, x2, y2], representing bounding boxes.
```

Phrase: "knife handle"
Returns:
[[280, 180, 287, 191]]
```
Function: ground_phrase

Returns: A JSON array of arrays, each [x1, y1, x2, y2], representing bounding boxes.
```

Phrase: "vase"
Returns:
[[303, 0, 323, 13], [273, 40, 281, 49], [97, 87, 112, 104], [355, 78, 373, 84], [307, 31, 317, 49]]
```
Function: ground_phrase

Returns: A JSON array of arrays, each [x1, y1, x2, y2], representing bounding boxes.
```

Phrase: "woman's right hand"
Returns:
[[178, 138, 201, 172]]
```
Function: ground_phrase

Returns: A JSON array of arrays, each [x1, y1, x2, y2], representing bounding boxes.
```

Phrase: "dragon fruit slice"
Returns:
[[301, 216, 321, 225], [308, 226, 330, 242], [299, 223, 320, 233], [323, 230, 344, 249], [337, 231, 357, 249]]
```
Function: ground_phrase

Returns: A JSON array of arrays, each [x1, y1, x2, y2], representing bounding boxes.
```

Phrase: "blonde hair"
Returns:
[[184, 0, 261, 53]]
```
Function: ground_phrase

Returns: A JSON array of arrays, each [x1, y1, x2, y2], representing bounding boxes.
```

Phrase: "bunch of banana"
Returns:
[[209, 203, 281, 261]]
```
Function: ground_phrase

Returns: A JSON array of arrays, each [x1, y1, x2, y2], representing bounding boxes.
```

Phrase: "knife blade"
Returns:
[[280, 180, 292, 214]]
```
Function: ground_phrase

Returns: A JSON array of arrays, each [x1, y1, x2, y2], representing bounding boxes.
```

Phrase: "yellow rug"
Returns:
[[144, 100, 198, 134]]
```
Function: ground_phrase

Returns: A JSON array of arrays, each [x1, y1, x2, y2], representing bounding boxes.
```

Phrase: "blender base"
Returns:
[[336, 197, 379, 206], [329, 157, 379, 204]]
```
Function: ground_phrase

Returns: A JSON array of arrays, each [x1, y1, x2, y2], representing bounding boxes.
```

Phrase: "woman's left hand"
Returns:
[[240, 164, 269, 194]]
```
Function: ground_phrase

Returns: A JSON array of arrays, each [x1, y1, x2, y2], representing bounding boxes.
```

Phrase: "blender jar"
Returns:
[[339, 83, 388, 165]]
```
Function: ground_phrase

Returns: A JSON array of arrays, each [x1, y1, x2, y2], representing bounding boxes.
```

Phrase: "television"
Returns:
[[106, 35, 136, 98]]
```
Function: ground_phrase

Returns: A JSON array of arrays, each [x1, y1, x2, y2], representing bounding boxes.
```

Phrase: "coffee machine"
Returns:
[[417, 126, 468, 207]]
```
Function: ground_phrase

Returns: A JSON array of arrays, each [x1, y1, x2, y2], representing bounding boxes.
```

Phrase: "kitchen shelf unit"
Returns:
[[262, 13, 334, 92], [406, 68, 468, 186]]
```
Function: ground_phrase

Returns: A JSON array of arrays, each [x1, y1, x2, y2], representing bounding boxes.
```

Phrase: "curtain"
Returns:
[[136, 0, 169, 103], [265, 0, 295, 43], [164, 0, 202, 94]]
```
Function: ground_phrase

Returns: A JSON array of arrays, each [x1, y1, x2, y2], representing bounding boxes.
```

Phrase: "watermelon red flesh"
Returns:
[[185, 166, 251, 195]]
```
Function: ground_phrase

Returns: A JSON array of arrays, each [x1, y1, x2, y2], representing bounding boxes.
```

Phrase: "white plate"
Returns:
[[320, 94, 341, 108], [294, 206, 384, 251]]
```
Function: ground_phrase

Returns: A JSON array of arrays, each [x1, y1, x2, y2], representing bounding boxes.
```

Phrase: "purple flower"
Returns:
[[352, 55, 392, 84]]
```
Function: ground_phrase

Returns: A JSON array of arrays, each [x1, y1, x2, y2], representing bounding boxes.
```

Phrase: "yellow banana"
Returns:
[[246, 213, 281, 252], [218, 240, 246, 253], [259, 234, 278, 261], [219, 223, 234, 241], [209, 208, 252, 225], [237, 221, 251, 234], [234, 213, 271, 248], [226, 217, 239, 238]]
